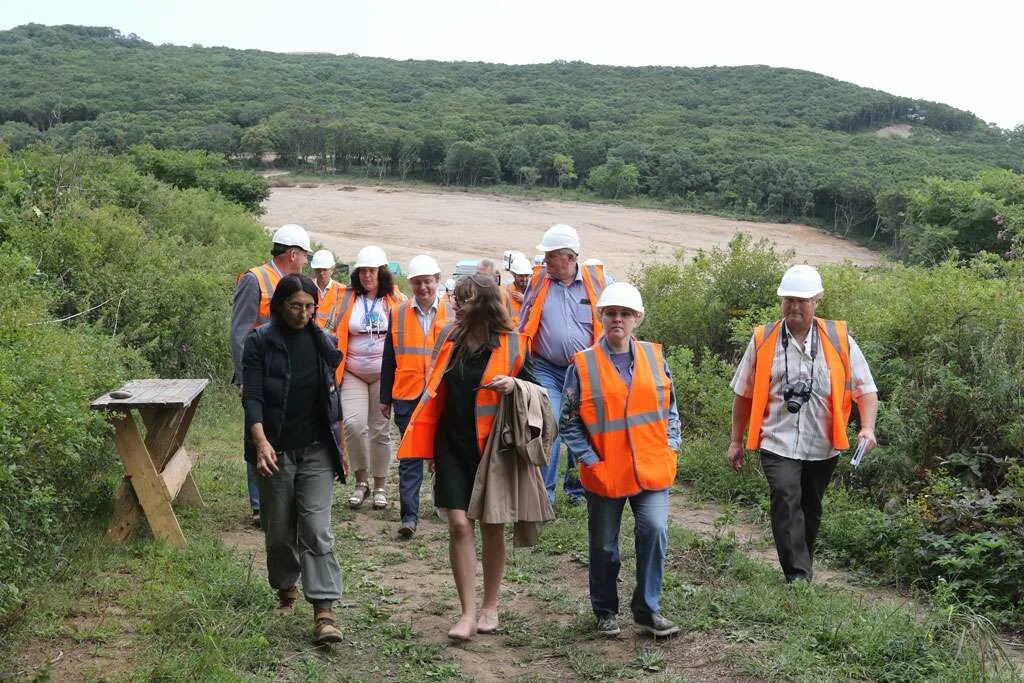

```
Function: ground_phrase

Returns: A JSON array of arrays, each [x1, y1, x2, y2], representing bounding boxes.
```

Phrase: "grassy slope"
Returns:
[[0, 391, 1016, 682]]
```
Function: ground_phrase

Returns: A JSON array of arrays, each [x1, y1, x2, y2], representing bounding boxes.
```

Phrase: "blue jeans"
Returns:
[[393, 400, 423, 524], [247, 460, 261, 512], [586, 488, 670, 619], [534, 356, 584, 502]]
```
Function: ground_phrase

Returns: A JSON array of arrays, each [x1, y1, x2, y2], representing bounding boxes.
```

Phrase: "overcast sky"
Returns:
[[4, 0, 1021, 129]]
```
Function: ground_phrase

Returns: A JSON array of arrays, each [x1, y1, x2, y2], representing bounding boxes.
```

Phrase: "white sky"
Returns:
[[4, 0, 1022, 129]]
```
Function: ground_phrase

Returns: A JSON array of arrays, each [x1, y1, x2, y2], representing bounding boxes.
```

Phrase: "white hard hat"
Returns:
[[444, 278, 456, 292], [597, 282, 644, 314], [536, 223, 580, 254], [407, 254, 442, 279], [509, 256, 533, 275], [310, 249, 335, 269], [583, 258, 604, 266], [533, 254, 545, 265], [272, 223, 311, 253], [777, 264, 824, 298], [354, 245, 388, 269]]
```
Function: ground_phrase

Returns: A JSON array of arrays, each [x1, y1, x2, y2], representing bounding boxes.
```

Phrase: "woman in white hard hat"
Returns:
[[310, 250, 344, 333], [560, 282, 682, 639], [331, 246, 406, 510]]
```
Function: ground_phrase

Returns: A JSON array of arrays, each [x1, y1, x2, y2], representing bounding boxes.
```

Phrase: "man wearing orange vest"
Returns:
[[310, 249, 345, 333], [504, 256, 532, 326], [380, 255, 451, 538], [230, 223, 311, 526], [560, 283, 682, 638], [728, 265, 878, 583], [519, 224, 612, 504]]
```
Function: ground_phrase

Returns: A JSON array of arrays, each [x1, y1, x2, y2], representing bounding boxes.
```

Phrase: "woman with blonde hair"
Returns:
[[397, 274, 538, 641]]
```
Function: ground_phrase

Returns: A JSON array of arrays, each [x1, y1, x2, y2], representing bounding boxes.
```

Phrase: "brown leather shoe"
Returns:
[[276, 586, 299, 613], [313, 609, 343, 645]]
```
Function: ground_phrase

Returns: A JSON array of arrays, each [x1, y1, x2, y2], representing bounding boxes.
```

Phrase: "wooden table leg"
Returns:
[[110, 412, 186, 547]]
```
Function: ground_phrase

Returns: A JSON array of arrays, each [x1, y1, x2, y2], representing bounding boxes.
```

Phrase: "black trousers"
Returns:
[[759, 450, 838, 582]]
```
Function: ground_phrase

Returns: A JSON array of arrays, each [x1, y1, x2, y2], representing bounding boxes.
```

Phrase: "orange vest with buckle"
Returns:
[[503, 283, 524, 325], [746, 318, 853, 451], [315, 280, 345, 332], [238, 262, 283, 328], [520, 263, 607, 343], [574, 339, 677, 498], [332, 286, 406, 383], [396, 328, 528, 460], [388, 299, 452, 401]]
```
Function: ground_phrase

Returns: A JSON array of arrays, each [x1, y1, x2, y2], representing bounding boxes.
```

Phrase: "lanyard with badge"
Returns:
[[361, 296, 385, 340]]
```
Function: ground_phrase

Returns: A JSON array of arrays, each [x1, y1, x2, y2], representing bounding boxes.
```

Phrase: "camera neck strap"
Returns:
[[781, 321, 818, 389]]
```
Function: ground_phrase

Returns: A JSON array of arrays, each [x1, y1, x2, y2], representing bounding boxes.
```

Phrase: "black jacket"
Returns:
[[242, 321, 346, 482]]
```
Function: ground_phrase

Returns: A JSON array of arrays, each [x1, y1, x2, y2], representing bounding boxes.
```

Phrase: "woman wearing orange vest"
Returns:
[[560, 282, 682, 639], [310, 249, 345, 333], [379, 255, 451, 538], [333, 246, 406, 511], [728, 265, 878, 584], [397, 274, 537, 641]]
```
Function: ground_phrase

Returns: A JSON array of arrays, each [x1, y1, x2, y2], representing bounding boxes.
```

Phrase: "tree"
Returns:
[[587, 157, 639, 198], [442, 141, 501, 186]]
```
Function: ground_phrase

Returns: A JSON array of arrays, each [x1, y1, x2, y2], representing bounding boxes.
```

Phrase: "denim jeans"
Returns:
[[586, 488, 670, 619], [534, 356, 584, 502], [393, 399, 423, 524], [246, 460, 261, 512]]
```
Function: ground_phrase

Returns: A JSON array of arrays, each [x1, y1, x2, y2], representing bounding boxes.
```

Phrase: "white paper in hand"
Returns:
[[850, 438, 869, 468]]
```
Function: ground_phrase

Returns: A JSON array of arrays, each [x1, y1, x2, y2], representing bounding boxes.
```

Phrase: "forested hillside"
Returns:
[[2, 23, 1023, 250]]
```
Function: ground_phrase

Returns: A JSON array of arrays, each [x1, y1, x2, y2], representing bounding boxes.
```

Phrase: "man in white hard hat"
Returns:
[[231, 223, 311, 526], [728, 264, 878, 583], [379, 255, 451, 538], [311, 249, 345, 333], [504, 256, 534, 326], [519, 223, 613, 504]]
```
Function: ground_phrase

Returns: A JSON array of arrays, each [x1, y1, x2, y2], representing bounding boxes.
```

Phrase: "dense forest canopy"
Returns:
[[1, 23, 1023, 253]]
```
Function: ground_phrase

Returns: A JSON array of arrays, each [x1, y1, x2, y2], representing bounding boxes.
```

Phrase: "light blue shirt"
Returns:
[[559, 338, 682, 466], [519, 266, 612, 368]]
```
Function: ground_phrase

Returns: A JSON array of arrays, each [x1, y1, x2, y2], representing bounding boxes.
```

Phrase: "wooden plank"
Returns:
[[103, 477, 141, 544], [111, 415, 186, 547], [176, 472, 204, 507], [143, 408, 184, 469], [160, 447, 191, 500], [91, 379, 209, 411]]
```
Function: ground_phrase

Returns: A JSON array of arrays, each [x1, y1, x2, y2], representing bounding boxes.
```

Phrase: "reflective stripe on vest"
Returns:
[[396, 331, 528, 460], [520, 264, 606, 342], [746, 318, 853, 451], [575, 339, 676, 498], [315, 281, 344, 332], [239, 262, 283, 328], [390, 300, 451, 400]]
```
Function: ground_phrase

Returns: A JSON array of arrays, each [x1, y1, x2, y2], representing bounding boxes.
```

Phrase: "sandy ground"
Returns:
[[261, 184, 881, 278]]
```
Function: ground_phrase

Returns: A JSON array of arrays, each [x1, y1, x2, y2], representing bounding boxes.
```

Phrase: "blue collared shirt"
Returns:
[[519, 266, 613, 368], [559, 338, 682, 466]]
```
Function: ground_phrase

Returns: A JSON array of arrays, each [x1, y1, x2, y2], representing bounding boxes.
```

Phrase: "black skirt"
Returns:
[[433, 345, 489, 511]]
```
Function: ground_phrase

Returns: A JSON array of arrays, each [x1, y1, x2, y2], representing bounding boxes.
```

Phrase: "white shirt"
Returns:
[[730, 323, 877, 461], [411, 296, 440, 334]]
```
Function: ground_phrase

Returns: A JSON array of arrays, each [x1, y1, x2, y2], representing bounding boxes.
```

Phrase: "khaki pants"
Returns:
[[340, 371, 392, 479]]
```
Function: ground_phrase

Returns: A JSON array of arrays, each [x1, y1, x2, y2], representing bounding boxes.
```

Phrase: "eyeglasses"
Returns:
[[286, 302, 317, 313]]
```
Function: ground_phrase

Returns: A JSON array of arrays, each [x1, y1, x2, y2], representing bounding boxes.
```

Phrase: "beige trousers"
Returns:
[[340, 372, 392, 479]]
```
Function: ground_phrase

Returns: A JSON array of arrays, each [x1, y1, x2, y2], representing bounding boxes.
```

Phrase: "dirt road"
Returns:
[[262, 184, 881, 277]]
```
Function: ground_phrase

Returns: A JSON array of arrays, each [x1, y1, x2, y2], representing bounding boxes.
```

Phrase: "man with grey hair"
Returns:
[[728, 264, 878, 583], [476, 258, 500, 284]]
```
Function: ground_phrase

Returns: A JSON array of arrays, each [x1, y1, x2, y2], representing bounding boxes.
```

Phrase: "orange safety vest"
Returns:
[[315, 280, 345, 332], [520, 263, 607, 343], [237, 262, 283, 328], [388, 299, 452, 401], [503, 283, 524, 325], [746, 318, 854, 451], [574, 339, 677, 498], [396, 329, 528, 460], [333, 286, 407, 383]]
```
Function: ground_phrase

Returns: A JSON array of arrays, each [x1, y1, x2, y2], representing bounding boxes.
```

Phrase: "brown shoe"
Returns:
[[276, 586, 299, 613], [313, 609, 343, 645]]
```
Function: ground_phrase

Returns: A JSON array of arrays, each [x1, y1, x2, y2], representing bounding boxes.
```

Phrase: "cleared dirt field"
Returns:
[[262, 183, 881, 277]]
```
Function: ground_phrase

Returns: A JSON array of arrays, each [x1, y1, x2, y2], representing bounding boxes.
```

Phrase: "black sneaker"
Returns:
[[251, 510, 261, 529], [596, 615, 621, 637], [634, 612, 679, 637]]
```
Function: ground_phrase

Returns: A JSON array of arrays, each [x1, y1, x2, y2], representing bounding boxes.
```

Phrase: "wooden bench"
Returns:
[[91, 379, 209, 546]]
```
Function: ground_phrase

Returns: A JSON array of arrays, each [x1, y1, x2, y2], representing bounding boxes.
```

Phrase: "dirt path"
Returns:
[[261, 184, 881, 279]]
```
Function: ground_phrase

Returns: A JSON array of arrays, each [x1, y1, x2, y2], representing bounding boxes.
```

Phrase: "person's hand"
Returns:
[[255, 439, 279, 476], [428, 459, 436, 474], [482, 375, 515, 395], [380, 402, 392, 420], [857, 428, 878, 454], [727, 441, 746, 472], [511, 290, 524, 304]]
